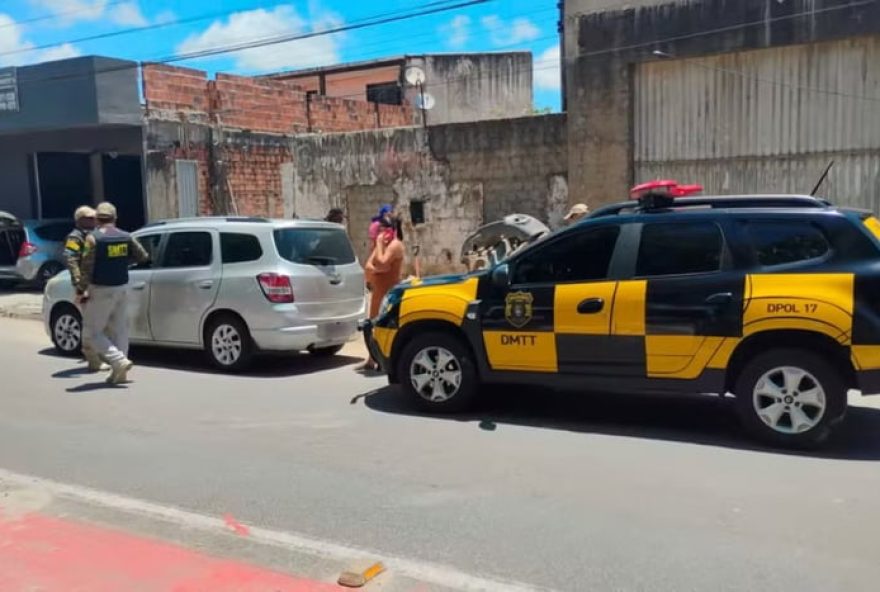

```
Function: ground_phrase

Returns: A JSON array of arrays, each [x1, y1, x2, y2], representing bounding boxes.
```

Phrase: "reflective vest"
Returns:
[[91, 226, 131, 287]]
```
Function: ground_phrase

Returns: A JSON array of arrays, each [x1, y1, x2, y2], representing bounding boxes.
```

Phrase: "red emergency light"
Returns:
[[630, 179, 703, 209]]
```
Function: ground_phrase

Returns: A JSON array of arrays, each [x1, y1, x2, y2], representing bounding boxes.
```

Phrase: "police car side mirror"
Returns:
[[491, 264, 510, 288]]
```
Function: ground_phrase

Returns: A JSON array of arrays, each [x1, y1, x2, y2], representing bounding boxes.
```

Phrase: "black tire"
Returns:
[[734, 348, 847, 449], [36, 262, 64, 290], [309, 344, 345, 357], [397, 332, 478, 413], [50, 304, 83, 356], [204, 314, 255, 372]]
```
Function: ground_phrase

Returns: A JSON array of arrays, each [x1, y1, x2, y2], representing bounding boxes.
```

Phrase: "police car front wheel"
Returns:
[[398, 332, 478, 413], [734, 349, 847, 449]]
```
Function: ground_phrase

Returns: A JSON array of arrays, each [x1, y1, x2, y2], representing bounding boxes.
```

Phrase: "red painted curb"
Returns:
[[0, 512, 343, 591]]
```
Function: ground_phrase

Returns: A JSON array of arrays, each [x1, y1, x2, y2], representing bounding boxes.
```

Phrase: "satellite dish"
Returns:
[[404, 66, 426, 86], [415, 92, 435, 111]]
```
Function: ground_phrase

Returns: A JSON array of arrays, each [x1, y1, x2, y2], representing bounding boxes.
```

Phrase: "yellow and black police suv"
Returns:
[[363, 186, 880, 448]]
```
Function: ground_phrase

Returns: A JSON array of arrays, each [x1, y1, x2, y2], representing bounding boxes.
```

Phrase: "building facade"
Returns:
[[563, 0, 880, 210], [0, 57, 145, 229], [267, 52, 534, 126]]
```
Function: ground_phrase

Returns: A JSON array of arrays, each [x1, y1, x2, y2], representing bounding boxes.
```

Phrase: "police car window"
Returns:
[[132, 234, 161, 270], [512, 226, 620, 284], [744, 220, 830, 266], [221, 233, 263, 264], [636, 222, 722, 277], [161, 232, 213, 268]]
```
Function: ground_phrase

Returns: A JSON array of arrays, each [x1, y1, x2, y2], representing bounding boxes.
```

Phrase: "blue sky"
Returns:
[[0, 0, 562, 110]]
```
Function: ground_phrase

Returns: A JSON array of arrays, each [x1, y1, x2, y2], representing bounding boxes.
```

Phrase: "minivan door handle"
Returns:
[[197, 280, 214, 289], [705, 292, 733, 305], [131, 282, 146, 291], [577, 297, 605, 314]]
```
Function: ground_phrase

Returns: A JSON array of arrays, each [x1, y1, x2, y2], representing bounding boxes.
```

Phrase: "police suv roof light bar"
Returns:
[[630, 179, 703, 211]]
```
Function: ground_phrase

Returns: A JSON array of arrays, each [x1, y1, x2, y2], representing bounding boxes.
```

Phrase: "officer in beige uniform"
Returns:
[[64, 205, 106, 371], [78, 202, 149, 384]]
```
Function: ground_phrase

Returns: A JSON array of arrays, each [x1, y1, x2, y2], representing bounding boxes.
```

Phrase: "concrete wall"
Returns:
[[564, 0, 880, 207], [0, 56, 140, 134], [411, 53, 534, 125], [0, 126, 143, 219], [146, 114, 567, 274], [634, 36, 880, 210]]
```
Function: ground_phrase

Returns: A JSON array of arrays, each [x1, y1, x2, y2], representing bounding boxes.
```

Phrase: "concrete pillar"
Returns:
[[89, 153, 104, 203], [566, 58, 633, 209]]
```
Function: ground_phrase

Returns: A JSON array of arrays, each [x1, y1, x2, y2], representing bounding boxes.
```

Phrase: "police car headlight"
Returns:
[[377, 289, 402, 319]]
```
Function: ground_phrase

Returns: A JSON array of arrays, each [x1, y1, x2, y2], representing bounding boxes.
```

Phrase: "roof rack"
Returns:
[[589, 195, 830, 219]]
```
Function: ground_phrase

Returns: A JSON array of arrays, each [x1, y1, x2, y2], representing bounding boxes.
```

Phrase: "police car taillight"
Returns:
[[257, 273, 294, 303], [630, 179, 703, 209]]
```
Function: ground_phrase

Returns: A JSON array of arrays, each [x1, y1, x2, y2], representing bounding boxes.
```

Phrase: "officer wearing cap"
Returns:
[[78, 202, 149, 385], [64, 206, 104, 372], [563, 203, 590, 225]]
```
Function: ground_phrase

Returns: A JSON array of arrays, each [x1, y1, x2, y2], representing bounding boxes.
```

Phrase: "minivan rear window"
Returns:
[[273, 228, 356, 265]]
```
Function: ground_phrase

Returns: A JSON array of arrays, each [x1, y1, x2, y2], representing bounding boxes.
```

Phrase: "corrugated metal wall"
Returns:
[[634, 37, 880, 211]]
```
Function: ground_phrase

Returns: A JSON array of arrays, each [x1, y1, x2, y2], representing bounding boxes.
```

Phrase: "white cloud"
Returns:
[[534, 45, 561, 91], [439, 15, 470, 49], [39, 42, 81, 62], [481, 15, 541, 47], [0, 13, 81, 66], [28, 0, 107, 24], [109, 1, 147, 26], [176, 6, 343, 72], [154, 9, 176, 26]]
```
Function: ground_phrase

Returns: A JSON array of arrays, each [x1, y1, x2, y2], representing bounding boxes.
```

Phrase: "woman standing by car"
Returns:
[[359, 218, 405, 371]]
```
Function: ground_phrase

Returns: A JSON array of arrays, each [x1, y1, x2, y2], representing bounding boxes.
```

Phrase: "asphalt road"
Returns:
[[2, 316, 880, 591]]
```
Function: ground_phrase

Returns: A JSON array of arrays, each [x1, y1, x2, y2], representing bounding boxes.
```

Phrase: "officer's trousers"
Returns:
[[80, 301, 120, 361], [83, 285, 130, 365]]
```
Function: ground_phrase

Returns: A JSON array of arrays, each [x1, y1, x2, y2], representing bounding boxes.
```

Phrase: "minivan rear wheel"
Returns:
[[205, 314, 254, 372]]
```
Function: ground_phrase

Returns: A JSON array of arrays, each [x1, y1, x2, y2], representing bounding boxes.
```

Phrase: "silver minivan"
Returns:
[[43, 217, 365, 371]]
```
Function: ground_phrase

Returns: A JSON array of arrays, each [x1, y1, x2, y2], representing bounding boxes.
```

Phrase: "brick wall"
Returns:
[[218, 135, 292, 218], [142, 64, 210, 121], [213, 73, 309, 135], [142, 63, 412, 134]]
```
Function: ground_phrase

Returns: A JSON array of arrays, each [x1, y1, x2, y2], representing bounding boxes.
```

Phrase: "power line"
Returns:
[[0, 0, 129, 29], [10, 0, 880, 109], [0, 0, 476, 58]]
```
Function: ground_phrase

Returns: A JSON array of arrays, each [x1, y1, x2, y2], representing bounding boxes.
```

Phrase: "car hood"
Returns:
[[398, 271, 485, 290]]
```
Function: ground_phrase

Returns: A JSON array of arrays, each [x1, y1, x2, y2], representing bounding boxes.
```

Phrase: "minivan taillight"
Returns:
[[18, 241, 37, 258], [257, 273, 294, 303]]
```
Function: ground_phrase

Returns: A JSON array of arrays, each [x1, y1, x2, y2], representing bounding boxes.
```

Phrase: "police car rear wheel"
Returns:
[[51, 305, 82, 356], [399, 333, 477, 413], [734, 349, 846, 449]]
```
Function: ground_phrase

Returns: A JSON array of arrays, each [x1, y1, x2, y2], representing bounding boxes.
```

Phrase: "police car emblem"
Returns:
[[505, 291, 534, 328]]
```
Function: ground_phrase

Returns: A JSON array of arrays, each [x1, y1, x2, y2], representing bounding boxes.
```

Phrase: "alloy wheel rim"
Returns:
[[753, 366, 827, 434], [54, 314, 81, 351], [409, 346, 463, 403], [211, 324, 242, 365]]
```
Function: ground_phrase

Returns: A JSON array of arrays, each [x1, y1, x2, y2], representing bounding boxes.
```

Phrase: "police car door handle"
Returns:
[[705, 292, 733, 305], [577, 297, 605, 314], [131, 282, 146, 291]]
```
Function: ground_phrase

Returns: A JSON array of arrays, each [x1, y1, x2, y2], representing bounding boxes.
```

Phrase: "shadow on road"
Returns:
[[357, 385, 880, 461], [42, 347, 362, 379]]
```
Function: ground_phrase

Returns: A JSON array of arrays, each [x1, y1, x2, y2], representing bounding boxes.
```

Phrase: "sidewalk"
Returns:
[[0, 290, 42, 321], [0, 511, 344, 592]]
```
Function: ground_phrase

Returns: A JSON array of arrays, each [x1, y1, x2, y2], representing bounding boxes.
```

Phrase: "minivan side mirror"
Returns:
[[491, 264, 510, 288]]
